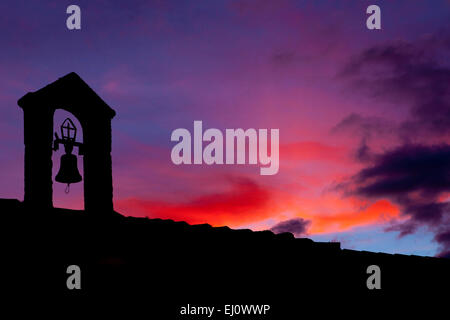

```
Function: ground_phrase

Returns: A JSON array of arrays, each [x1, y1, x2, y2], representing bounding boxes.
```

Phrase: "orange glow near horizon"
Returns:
[[116, 191, 401, 236]]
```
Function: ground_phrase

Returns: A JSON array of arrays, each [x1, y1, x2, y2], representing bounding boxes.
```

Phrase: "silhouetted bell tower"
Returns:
[[18, 72, 116, 214]]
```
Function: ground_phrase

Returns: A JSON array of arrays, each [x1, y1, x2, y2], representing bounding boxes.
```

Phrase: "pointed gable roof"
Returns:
[[18, 72, 116, 119]]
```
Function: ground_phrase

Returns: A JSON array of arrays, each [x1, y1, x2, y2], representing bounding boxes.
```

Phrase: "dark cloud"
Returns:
[[331, 113, 395, 161], [435, 231, 450, 258], [348, 144, 450, 257], [355, 145, 450, 198], [335, 32, 450, 257], [340, 31, 450, 137], [270, 218, 311, 237], [332, 113, 394, 139], [355, 138, 372, 162]]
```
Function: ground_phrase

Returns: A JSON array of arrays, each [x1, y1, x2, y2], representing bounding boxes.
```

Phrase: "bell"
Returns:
[[55, 153, 82, 184]]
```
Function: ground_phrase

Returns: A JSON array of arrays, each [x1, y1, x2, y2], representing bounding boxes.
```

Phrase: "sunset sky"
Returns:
[[1, 0, 449, 257]]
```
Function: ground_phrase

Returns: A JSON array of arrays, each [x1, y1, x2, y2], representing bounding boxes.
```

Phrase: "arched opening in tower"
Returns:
[[52, 109, 84, 210]]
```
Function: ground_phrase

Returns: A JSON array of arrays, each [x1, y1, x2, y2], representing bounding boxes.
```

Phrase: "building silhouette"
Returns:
[[18, 72, 115, 213]]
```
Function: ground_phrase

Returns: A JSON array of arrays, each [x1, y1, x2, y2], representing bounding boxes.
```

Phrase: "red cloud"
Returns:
[[116, 178, 273, 226], [307, 199, 400, 234]]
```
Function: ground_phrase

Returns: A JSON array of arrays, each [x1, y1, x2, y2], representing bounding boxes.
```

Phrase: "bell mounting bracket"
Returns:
[[53, 134, 84, 155]]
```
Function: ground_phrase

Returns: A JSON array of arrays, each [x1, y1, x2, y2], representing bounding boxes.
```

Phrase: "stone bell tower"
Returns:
[[17, 72, 116, 214]]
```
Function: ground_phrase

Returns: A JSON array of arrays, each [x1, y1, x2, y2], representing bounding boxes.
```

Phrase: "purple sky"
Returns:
[[1, 0, 450, 257]]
